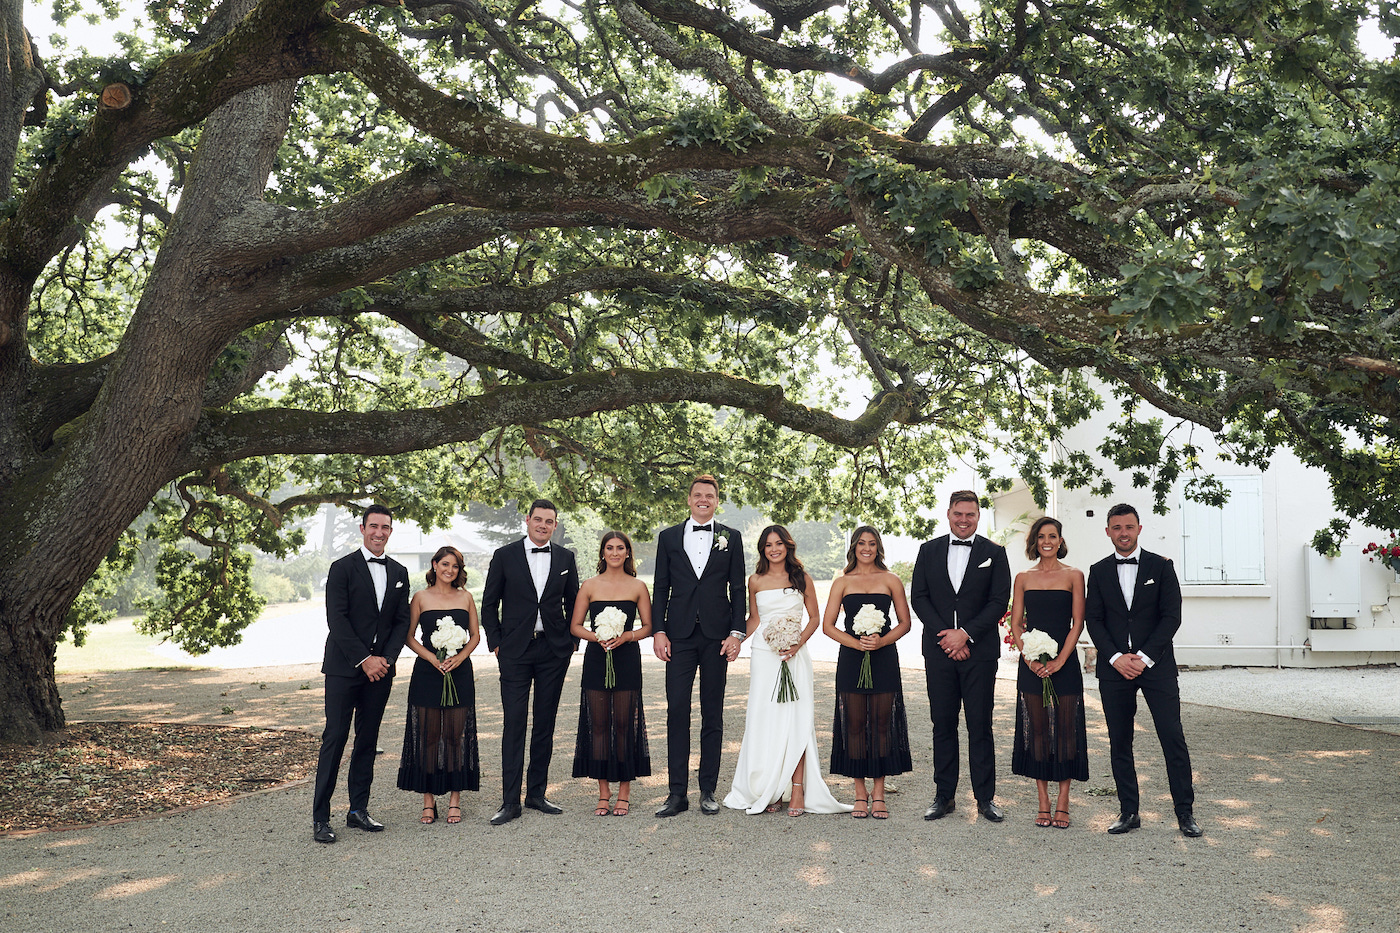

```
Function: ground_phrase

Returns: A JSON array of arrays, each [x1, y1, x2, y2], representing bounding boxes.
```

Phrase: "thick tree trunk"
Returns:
[[0, 8, 297, 740], [0, 607, 65, 743]]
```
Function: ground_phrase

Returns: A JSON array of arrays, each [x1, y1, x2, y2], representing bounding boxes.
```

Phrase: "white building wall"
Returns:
[[991, 395, 1400, 667]]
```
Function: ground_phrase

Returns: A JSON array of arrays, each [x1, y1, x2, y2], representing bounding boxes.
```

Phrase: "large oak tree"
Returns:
[[0, 0, 1396, 741]]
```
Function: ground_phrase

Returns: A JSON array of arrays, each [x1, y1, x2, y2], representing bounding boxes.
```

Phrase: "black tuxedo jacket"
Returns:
[[910, 534, 1012, 662], [321, 550, 412, 680], [651, 521, 745, 641], [1084, 549, 1182, 681], [481, 539, 580, 661]]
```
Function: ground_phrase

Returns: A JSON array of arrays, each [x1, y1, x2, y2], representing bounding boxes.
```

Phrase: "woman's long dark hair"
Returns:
[[596, 530, 638, 577], [426, 546, 466, 588], [755, 524, 807, 593], [843, 525, 888, 574]]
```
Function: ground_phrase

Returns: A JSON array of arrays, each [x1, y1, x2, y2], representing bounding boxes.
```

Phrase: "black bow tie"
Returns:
[[531, 546, 552, 554], [949, 539, 973, 547], [366, 556, 387, 564], [1115, 557, 1138, 565], [691, 524, 712, 533]]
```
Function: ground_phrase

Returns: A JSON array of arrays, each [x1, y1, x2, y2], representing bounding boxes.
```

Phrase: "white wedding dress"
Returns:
[[724, 589, 853, 814]]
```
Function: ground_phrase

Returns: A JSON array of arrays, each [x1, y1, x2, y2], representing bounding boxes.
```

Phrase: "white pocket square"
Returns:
[[395, 581, 404, 588], [560, 569, 568, 575], [1144, 579, 1155, 585], [978, 558, 992, 569]]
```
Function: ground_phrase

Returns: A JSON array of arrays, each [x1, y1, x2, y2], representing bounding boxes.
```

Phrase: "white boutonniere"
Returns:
[[977, 558, 992, 569], [713, 529, 730, 552]]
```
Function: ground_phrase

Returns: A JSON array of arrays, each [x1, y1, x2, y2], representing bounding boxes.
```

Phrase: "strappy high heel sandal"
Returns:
[[788, 781, 805, 817]]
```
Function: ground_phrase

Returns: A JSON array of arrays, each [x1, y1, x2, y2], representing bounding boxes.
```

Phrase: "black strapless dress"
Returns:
[[1010, 590, 1088, 782], [829, 594, 912, 779], [397, 609, 480, 793], [572, 600, 651, 782]]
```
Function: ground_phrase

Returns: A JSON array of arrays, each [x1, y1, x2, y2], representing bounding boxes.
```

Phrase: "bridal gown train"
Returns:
[[724, 588, 852, 815]]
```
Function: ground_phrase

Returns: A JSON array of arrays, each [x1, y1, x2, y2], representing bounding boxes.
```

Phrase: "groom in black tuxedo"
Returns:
[[481, 499, 580, 825], [911, 490, 1011, 823], [651, 474, 746, 817], [312, 504, 412, 844], [1085, 503, 1201, 837]]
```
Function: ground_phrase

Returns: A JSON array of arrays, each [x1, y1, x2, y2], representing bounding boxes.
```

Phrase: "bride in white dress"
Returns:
[[725, 526, 852, 816]]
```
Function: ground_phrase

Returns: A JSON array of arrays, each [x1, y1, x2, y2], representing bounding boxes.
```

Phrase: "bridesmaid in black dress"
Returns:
[[569, 531, 653, 816], [821, 526, 913, 819], [397, 546, 481, 824], [1009, 517, 1089, 829]]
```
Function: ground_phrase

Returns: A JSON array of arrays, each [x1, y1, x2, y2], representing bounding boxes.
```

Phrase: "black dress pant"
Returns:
[[924, 653, 997, 804], [313, 673, 394, 822], [497, 636, 571, 804], [1099, 671, 1195, 816], [664, 630, 728, 797]]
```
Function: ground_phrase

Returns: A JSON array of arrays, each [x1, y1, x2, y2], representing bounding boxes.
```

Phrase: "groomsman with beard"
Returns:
[[312, 504, 412, 844], [1085, 503, 1201, 837], [651, 474, 747, 817], [481, 499, 581, 825], [911, 490, 1012, 823]]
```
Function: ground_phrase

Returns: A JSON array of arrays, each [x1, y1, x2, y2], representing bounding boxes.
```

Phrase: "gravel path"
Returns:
[[1, 659, 1397, 932]]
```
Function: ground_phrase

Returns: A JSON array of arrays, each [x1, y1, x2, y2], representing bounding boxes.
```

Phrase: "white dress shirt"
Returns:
[[1110, 546, 1154, 668], [360, 546, 388, 610], [357, 546, 389, 668], [525, 539, 550, 632], [682, 515, 714, 578], [946, 535, 975, 593]]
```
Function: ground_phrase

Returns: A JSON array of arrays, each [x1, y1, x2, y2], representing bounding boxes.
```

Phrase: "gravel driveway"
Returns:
[[1, 659, 1396, 933]]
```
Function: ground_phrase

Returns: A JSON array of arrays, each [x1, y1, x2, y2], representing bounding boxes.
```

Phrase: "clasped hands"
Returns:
[[360, 655, 390, 681], [936, 627, 971, 661], [1112, 652, 1147, 680]]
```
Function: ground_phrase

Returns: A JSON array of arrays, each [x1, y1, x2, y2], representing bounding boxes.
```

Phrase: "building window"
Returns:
[[1180, 475, 1266, 584]]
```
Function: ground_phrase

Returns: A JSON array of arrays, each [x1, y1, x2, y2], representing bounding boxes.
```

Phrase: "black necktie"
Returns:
[[366, 556, 387, 564], [691, 524, 712, 533], [1115, 557, 1138, 565], [531, 546, 551, 554], [949, 539, 973, 547]]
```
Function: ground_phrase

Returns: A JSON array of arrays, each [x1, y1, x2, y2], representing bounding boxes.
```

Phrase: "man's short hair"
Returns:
[[1106, 503, 1140, 524], [528, 498, 558, 517], [947, 489, 980, 508], [361, 503, 393, 525], [690, 474, 719, 494]]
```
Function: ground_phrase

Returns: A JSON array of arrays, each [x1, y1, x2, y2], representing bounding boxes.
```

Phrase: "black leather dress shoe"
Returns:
[[313, 821, 337, 844], [1108, 812, 1141, 834], [490, 803, 522, 826], [923, 797, 955, 820], [655, 794, 689, 818], [976, 801, 1004, 822], [699, 792, 720, 815], [346, 810, 384, 832], [1178, 813, 1204, 837], [524, 796, 563, 815]]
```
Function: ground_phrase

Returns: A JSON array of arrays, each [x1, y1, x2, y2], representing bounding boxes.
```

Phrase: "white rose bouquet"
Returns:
[[1020, 628, 1061, 708], [850, 604, 887, 690], [430, 616, 469, 706], [762, 613, 803, 702], [592, 606, 629, 688]]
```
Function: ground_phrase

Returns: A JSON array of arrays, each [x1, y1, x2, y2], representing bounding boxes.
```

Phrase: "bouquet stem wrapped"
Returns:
[[1020, 629, 1060, 709], [850, 604, 887, 690], [430, 616, 469, 707], [591, 606, 628, 689], [763, 613, 803, 703]]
